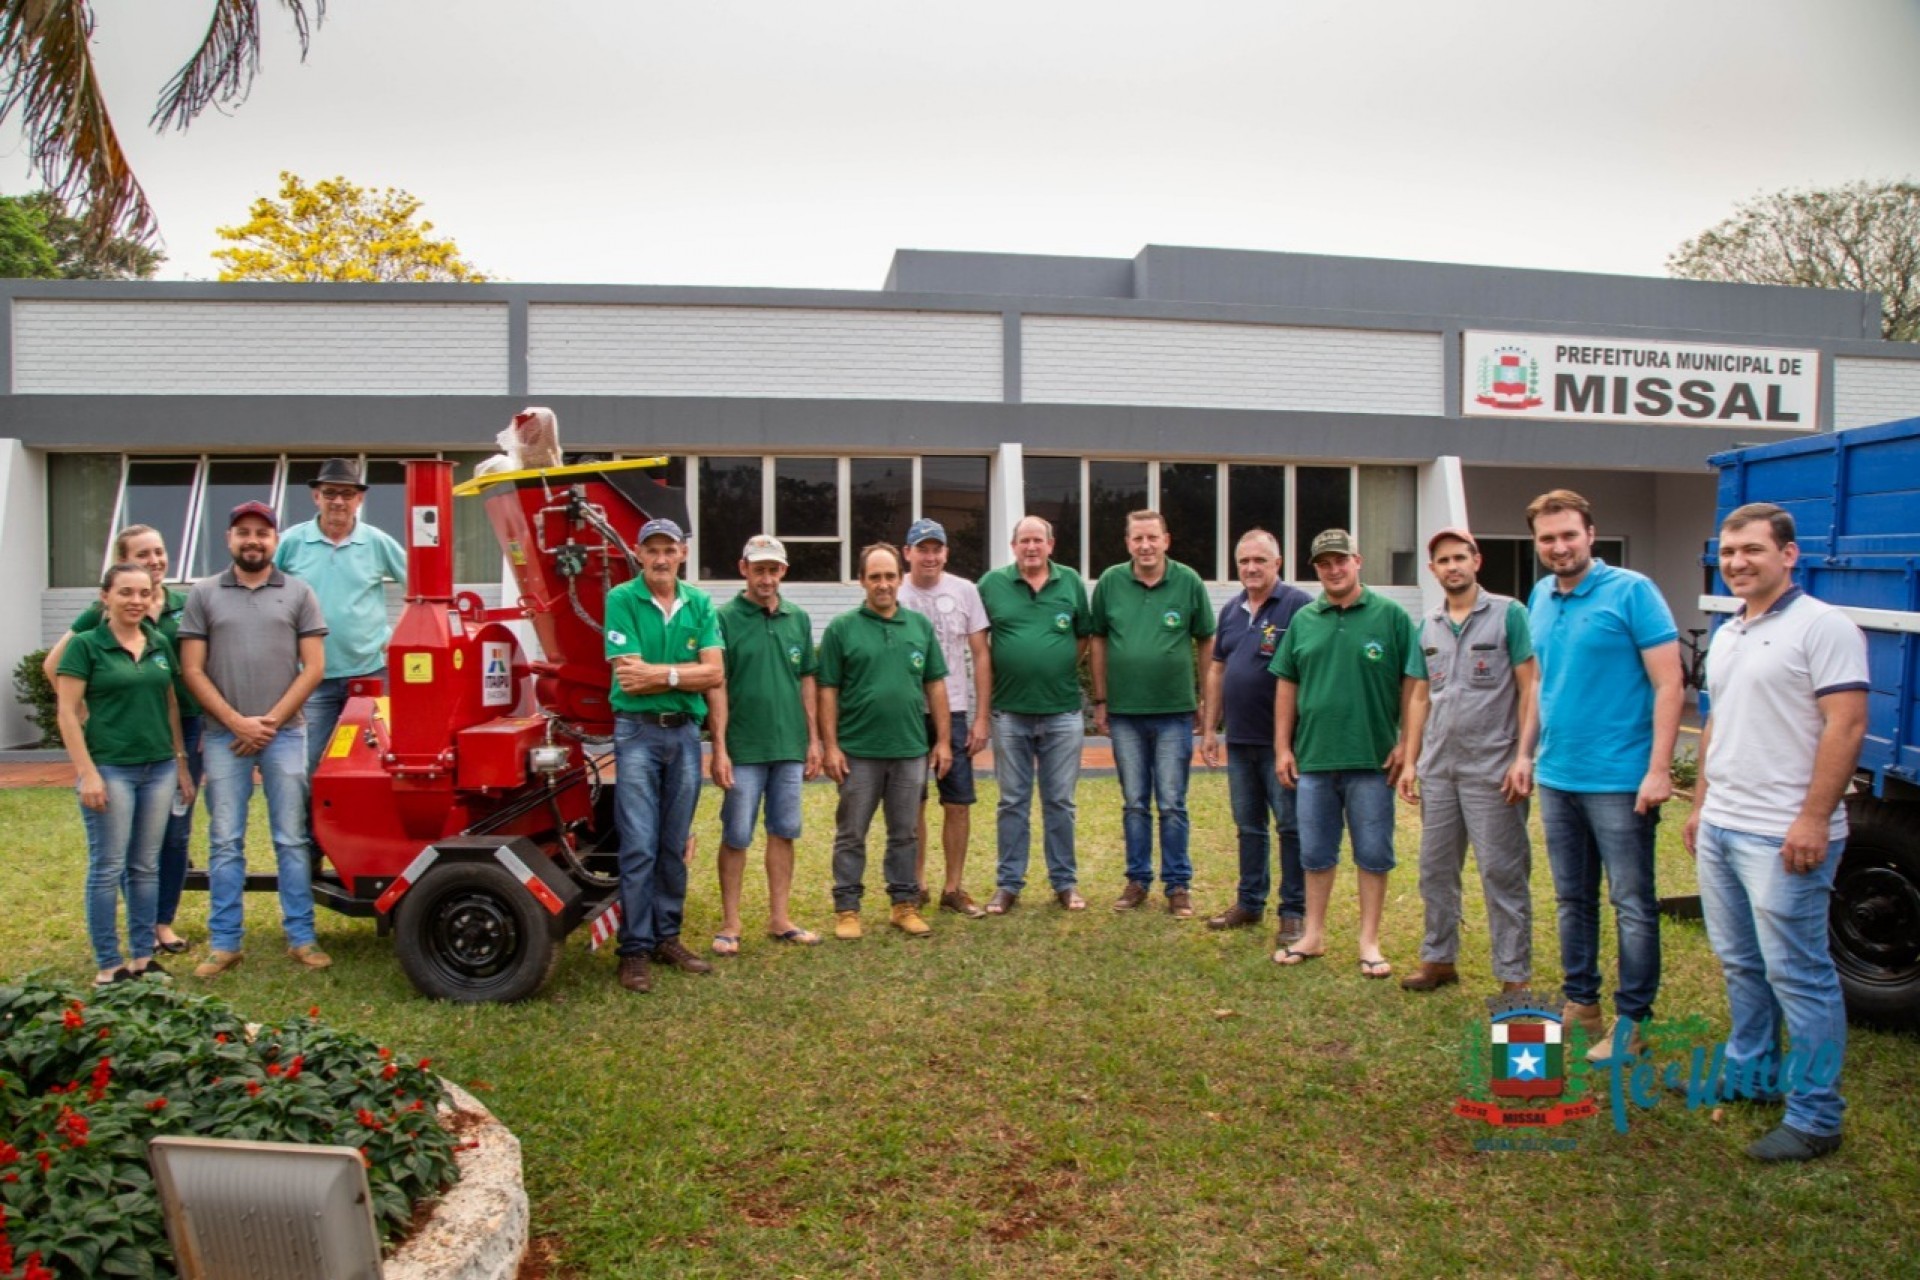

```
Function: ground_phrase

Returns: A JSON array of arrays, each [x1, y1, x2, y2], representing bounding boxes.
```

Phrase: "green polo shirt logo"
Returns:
[[684, 636, 698, 652], [910, 649, 927, 672], [608, 629, 628, 646], [1052, 611, 1072, 631], [1162, 609, 1183, 629], [787, 644, 804, 668], [1365, 639, 1385, 661]]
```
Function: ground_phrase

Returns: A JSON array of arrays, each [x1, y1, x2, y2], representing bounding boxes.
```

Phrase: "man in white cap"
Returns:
[[706, 534, 823, 953], [898, 517, 993, 919], [273, 457, 406, 772]]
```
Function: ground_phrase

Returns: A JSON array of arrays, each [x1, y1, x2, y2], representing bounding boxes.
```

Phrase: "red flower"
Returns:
[[34, 1152, 50, 1174], [55, 1106, 90, 1148], [215, 1032, 230, 1044], [24, 1251, 54, 1280], [358, 1146, 371, 1167], [355, 1108, 384, 1131], [0, 1140, 18, 1165], [97, 1026, 111, 1040], [61, 1007, 84, 1031], [378, 1046, 393, 1061], [407, 1099, 425, 1112], [308, 1005, 321, 1018], [382, 1064, 398, 1080], [245, 1081, 261, 1098], [285, 1055, 305, 1080], [417, 1058, 432, 1070], [147, 1098, 168, 1112], [266, 1062, 283, 1077]]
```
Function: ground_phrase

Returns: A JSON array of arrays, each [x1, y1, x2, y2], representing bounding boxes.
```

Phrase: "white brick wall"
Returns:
[[40, 583, 502, 647], [12, 301, 510, 394], [1835, 357, 1920, 430], [1022, 316, 1443, 415], [528, 306, 1002, 400]]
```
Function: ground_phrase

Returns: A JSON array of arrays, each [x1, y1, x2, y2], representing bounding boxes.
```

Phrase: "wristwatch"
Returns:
[[667, 666, 680, 689]]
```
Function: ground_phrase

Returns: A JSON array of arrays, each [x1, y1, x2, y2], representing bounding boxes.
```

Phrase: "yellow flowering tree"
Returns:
[[212, 172, 490, 282]]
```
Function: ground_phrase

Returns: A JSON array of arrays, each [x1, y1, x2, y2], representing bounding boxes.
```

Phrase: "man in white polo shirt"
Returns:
[[1683, 502, 1867, 1163]]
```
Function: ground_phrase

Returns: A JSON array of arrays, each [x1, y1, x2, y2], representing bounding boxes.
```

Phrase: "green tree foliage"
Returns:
[[1669, 179, 1920, 343], [0, 1, 323, 248], [212, 172, 490, 282], [0, 191, 165, 279]]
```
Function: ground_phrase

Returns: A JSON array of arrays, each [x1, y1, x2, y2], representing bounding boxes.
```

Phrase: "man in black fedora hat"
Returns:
[[273, 458, 407, 772]]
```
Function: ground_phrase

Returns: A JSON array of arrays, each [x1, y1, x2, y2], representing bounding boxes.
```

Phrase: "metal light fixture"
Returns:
[[149, 1136, 385, 1279]]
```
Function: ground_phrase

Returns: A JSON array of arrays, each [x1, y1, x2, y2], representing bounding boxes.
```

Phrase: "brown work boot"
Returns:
[[834, 910, 863, 941], [1276, 913, 1306, 947], [193, 949, 244, 979], [618, 954, 653, 993], [1400, 962, 1460, 992], [1167, 888, 1193, 919], [890, 902, 932, 937], [1562, 1000, 1606, 1048], [1112, 882, 1150, 912], [652, 937, 714, 975], [1588, 1016, 1646, 1063], [287, 944, 332, 970], [1207, 903, 1260, 931]]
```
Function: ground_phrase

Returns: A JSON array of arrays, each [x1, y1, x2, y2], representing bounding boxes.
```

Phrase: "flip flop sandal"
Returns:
[[1360, 958, 1393, 979], [1273, 946, 1323, 966], [766, 927, 820, 946], [711, 934, 741, 957]]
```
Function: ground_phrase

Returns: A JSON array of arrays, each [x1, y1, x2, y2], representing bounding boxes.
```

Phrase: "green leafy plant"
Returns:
[[0, 979, 458, 1279], [9, 651, 56, 748], [1671, 746, 1700, 791]]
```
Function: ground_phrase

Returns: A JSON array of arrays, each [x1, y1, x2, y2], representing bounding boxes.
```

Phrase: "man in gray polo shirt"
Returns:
[[1397, 528, 1538, 994], [178, 501, 331, 979], [1684, 502, 1867, 1163]]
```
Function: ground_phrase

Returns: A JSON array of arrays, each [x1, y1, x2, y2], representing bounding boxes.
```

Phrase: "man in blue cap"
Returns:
[[604, 516, 725, 994]]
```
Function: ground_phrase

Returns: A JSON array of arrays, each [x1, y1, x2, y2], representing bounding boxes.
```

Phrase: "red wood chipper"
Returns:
[[195, 457, 686, 1001]]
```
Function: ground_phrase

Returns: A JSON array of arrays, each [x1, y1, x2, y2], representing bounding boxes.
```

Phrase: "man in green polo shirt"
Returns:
[[706, 535, 823, 954], [818, 543, 952, 940], [604, 517, 725, 995], [978, 515, 1093, 913], [1091, 509, 1216, 918], [1270, 529, 1425, 977]]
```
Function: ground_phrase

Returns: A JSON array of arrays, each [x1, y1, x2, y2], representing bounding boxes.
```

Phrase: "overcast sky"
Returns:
[[6, 0, 1920, 289]]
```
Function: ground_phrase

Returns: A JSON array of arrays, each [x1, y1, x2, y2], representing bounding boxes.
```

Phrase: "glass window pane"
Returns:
[[774, 457, 838, 538], [1358, 465, 1418, 586], [1227, 465, 1288, 572], [445, 451, 503, 584], [48, 453, 124, 588], [697, 457, 763, 579], [120, 459, 199, 581], [1294, 466, 1352, 570], [1023, 456, 1082, 577], [850, 458, 913, 560], [361, 459, 411, 553], [1088, 460, 1149, 580], [192, 460, 279, 578], [1158, 463, 1219, 580], [784, 540, 843, 583], [920, 455, 989, 581]]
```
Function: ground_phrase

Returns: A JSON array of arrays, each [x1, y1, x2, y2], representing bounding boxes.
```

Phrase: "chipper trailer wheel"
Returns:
[[394, 860, 562, 1003]]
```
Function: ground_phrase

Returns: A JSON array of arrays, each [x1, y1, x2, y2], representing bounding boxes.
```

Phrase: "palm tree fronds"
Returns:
[[152, 0, 322, 132]]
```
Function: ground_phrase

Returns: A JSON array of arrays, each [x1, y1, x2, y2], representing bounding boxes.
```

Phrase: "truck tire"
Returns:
[[394, 861, 560, 1003], [1834, 796, 1920, 1028]]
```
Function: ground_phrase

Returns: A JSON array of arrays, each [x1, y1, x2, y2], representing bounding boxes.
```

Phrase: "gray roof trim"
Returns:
[[2, 393, 1767, 473]]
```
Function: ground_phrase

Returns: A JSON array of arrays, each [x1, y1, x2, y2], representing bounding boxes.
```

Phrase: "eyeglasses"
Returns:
[[317, 488, 362, 502]]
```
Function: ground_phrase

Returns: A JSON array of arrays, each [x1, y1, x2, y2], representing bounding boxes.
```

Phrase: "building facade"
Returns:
[[4, 244, 1916, 746]]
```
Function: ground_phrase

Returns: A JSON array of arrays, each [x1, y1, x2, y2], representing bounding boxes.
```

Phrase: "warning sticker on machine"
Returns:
[[328, 725, 356, 758], [404, 653, 433, 683]]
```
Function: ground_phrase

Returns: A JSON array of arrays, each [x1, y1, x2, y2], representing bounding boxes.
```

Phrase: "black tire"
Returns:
[[1834, 796, 1920, 1028], [393, 860, 560, 1003]]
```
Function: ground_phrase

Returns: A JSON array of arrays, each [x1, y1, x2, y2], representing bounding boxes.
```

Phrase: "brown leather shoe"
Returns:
[[1112, 882, 1150, 912], [1055, 888, 1087, 911], [618, 954, 653, 993], [1500, 981, 1532, 994], [1207, 903, 1260, 931], [1400, 961, 1460, 992], [916, 887, 932, 908], [985, 888, 1019, 915], [652, 937, 714, 975], [940, 889, 988, 919], [1276, 913, 1306, 947], [1167, 888, 1194, 919]]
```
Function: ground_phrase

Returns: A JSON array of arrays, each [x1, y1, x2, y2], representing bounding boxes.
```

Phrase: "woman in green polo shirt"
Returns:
[[55, 562, 194, 986], [44, 525, 201, 955]]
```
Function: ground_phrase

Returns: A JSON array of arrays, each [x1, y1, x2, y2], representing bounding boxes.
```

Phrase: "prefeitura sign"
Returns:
[[1463, 331, 1818, 429]]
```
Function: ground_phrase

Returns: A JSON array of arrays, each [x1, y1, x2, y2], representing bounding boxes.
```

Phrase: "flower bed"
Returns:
[[0, 979, 459, 1280]]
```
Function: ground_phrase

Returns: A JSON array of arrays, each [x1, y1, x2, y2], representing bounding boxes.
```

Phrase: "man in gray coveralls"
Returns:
[[1397, 527, 1539, 993]]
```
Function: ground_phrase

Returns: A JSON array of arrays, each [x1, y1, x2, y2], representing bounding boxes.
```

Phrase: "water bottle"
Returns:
[[171, 789, 191, 818]]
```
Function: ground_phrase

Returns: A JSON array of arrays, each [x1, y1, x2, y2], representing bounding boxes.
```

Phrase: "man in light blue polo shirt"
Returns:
[[274, 458, 407, 772], [1526, 489, 1682, 1063]]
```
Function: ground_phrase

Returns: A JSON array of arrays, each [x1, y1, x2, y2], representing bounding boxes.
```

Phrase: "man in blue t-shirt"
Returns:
[[1200, 529, 1311, 948], [1526, 490, 1682, 1063]]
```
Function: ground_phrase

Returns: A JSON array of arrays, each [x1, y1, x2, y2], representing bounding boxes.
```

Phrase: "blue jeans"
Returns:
[[154, 715, 203, 928], [80, 760, 174, 970], [1697, 822, 1847, 1137], [1109, 712, 1193, 891], [303, 676, 355, 773], [1296, 770, 1397, 873], [991, 711, 1084, 893], [719, 760, 804, 848], [831, 755, 928, 910], [1539, 786, 1660, 1021], [202, 725, 317, 954], [1227, 743, 1304, 916], [613, 716, 702, 955]]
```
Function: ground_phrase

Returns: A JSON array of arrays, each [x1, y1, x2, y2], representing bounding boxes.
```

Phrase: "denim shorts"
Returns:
[[1296, 769, 1397, 874], [923, 711, 977, 806], [719, 760, 804, 848]]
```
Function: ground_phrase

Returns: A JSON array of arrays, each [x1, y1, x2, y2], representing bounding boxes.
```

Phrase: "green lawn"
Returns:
[[4, 776, 1916, 1279]]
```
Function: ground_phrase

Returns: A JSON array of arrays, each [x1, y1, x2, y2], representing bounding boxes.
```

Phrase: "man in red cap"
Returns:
[[1397, 528, 1539, 994]]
